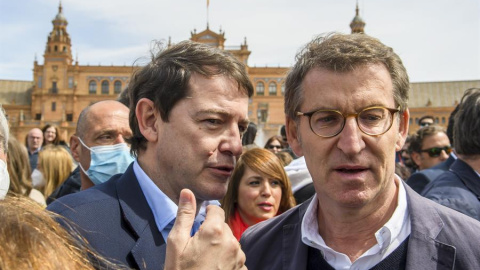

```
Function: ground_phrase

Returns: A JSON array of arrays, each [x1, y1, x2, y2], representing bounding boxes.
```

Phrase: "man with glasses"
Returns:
[[422, 88, 480, 221], [241, 33, 480, 269], [408, 125, 451, 171]]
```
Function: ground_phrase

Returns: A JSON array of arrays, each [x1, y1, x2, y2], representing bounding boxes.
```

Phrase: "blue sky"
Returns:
[[0, 0, 479, 82]]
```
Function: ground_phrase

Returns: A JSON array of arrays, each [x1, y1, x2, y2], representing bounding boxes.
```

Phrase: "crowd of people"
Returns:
[[0, 32, 479, 269]]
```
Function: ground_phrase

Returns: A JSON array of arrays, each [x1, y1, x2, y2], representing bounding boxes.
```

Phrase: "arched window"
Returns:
[[281, 83, 285, 95], [256, 82, 265, 96], [114, 80, 122, 94], [101, 81, 109, 94], [89, 80, 97, 94], [269, 82, 277, 95]]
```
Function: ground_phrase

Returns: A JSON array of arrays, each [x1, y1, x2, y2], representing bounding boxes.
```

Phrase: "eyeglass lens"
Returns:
[[423, 146, 452, 157], [309, 107, 394, 137]]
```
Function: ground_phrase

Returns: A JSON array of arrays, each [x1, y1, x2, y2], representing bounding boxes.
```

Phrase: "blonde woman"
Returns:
[[38, 144, 73, 198]]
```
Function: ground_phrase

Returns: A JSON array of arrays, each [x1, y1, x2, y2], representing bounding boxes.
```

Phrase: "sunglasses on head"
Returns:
[[420, 146, 452, 157], [267, 145, 283, 150]]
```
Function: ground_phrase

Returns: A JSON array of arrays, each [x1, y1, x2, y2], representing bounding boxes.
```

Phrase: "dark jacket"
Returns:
[[406, 154, 455, 193], [422, 159, 480, 221], [47, 163, 166, 269], [241, 184, 480, 270]]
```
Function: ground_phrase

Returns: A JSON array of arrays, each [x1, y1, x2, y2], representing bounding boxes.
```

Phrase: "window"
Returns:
[[256, 82, 265, 96], [38, 76, 42, 88], [269, 82, 277, 95], [66, 114, 73, 122], [281, 83, 285, 95], [54, 45, 58, 52], [442, 117, 446, 124], [35, 114, 41, 120], [51, 82, 58, 94], [89, 80, 97, 94], [51, 102, 56, 112], [101, 81, 109, 94], [68, 77, 74, 88], [114, 80, 122, 94]]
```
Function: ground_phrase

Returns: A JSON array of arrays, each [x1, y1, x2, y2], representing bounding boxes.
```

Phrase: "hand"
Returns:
[[165, 189, 247, 270]]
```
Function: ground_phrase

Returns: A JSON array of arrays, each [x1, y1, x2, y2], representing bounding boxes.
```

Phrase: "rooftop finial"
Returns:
[[59, 1, 63, 13]]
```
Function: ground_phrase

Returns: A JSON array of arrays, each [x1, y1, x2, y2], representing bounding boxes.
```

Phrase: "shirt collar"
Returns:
[[301, 174, 410, 268], [133, 160, 177, 232]]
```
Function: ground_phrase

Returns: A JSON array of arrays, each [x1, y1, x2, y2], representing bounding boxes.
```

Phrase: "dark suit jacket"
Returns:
[[47, 164, 166, 269], [406, 154, 455, 193], [241, 184, 480, 270], [422, 159, 480, 221]]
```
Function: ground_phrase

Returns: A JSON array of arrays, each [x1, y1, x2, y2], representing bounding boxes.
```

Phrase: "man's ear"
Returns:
[[135, 98, 159, 143], [286, 116, 303, 157], [395, 109, 410, 152], [70, 135, 81, 163], [410, 151, 422, 168]]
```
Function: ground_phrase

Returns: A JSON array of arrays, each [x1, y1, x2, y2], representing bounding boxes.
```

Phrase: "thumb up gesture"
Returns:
[[164, 189, 247, 270]]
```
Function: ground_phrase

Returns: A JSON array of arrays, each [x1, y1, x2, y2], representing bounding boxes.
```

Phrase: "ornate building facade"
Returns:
[[1, 3, 479, 144]]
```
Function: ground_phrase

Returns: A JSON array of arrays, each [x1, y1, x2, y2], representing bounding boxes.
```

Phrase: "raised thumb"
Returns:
[[170, 189, 197, 241]]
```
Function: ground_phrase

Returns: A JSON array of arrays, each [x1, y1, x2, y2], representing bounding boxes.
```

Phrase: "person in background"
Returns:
[[418, 115, 435, 127], [26, 128, 43, 171], [406, 106, 458, 194], [221, 148, 295, 240], [0, 106, 10, 199], [47, 100, 132, 204], [37, 145, 73, 199], [6, 137, 46, 206], [264, 135, 285, 154], [409, 125, 451, 171], [241, 122, 258, 151], [0, 196, 126, 270], [241, 32, 480, 269], [422, 88, 480, 221], [399, 135, 416, 173]]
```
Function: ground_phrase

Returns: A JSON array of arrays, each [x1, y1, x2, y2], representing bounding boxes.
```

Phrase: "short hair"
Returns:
[[38, 145, 73, 197], [409, 125, 447, 153], [75, 104, 93, 138], [0, 196, 126, 269], [418, 115, 435, 125], [128, 40, 254, 156], [242, 122, 257, 146], [221, 148, 296, 224], [284, 33, 410, 120], [446, 105, 459, 147], [6, 137, 33, 196], [453, 88, 480, 155], [0, 106, 9, 154], [42, 124, 61, 145]]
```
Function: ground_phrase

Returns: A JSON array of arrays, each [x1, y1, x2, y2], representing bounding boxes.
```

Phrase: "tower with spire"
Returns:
[[44, 2, 72, 64], [350, 1, 366, 34]]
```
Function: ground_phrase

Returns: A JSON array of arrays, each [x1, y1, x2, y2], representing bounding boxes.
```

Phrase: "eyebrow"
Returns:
[[197, 109, 249, 124]]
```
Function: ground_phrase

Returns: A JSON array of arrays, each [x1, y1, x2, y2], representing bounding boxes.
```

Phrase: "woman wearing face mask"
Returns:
[[37, 145, 73, 199], [6, 137, 45, 206], [221, 148, 296, 240]]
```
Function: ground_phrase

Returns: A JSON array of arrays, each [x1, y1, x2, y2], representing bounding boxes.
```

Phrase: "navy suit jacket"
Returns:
[[422, 159, 480, 221], [241, 184, 480, 270], [406, 154, 455, 193], [47, 164, 166, 269]]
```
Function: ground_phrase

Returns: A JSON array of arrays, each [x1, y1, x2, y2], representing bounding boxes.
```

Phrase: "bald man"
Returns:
[[69, 100, 133, 189]]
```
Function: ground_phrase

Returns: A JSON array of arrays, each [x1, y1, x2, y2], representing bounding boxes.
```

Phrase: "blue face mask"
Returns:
[[78, 138, 135, 185]]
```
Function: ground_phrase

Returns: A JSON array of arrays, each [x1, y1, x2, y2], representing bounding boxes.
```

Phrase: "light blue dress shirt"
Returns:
[[133, 160, 218, 240]]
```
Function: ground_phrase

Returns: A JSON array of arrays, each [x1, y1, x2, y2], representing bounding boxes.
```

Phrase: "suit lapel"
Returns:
[[405, 186, 456, 270], [116, 165, 167, 270]]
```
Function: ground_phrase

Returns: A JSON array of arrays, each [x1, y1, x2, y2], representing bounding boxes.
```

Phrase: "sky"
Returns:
[[0, 0, 479, 83]]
